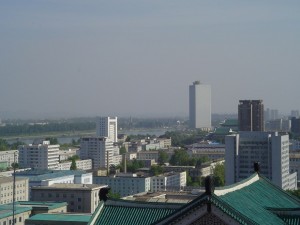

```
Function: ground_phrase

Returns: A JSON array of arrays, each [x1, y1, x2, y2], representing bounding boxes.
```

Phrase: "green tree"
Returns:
[[10, 141, 26, 150], [11, 162, 19, 169], [46, 137, 58, 145], [0, 139, 9, 151], [213, 163, 225, 187], [169, 149, 190, 166], [126, 159, 144, 173], [108, 190, 121, 199], [150, 165, 164, 176], [158, 150, 168, 165], [70, 158, 77, 170], [120, 146, 127, 154]]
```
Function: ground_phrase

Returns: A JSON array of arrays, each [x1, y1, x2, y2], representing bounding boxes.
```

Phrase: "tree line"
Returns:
[[0, 122, 95, 137]]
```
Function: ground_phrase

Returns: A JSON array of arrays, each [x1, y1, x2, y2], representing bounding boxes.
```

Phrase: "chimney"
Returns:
[[123, 154, 127, 173]]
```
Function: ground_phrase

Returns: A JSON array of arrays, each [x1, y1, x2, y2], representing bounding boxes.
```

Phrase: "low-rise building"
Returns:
[[0, 150, 18, 169], [0, 177, 29, 204], [57, 159, 92, 170], [137, 151, 159, 162], [94, 173, 151, 197], [187, 144, 225, 161], [31, 184, 107, 213], [151, 171, 186, 192]]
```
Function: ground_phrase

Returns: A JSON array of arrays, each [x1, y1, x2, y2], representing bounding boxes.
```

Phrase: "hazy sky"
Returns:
[[1, 0, 300, 118]]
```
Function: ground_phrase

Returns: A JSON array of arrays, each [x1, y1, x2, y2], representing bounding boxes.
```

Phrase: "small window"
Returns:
[[78, 198, 82, 202]]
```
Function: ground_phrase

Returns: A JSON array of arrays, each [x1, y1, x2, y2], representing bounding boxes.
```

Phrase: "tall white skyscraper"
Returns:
[[225, 131, 297, 190], [96, 117, 118, 142], [189, 81, 211, 129]]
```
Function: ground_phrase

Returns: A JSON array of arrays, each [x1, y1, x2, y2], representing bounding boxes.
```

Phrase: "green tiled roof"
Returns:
[[27, 213, 91, 222], [92, 200, 182, 225], [0, 205, 32, 219], [217, 174, 300, 225]]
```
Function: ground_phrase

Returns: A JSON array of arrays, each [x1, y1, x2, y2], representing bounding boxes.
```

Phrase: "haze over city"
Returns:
[[1, 0, 300, 119]]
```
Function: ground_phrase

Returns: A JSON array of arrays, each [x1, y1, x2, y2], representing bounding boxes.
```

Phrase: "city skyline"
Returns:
[[1, 1, 300, 119]]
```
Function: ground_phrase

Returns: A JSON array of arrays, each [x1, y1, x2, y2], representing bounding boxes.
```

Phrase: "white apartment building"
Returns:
[[94, 173, 151, 197], [96, 117, 118, 142], [57, 159, 92, 170], [151, 171, 186, 192], [0, 150, 18, 168], [0, 177, 29, 204], [59, 149, 79, 162], [189, 81, 211, 129], [80, 137, 120, 170], [18, 140, 59, 170], [225, 131, 297, 190]]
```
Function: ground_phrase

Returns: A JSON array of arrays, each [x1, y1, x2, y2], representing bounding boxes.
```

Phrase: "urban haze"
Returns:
[[1, 0, 300, 119]]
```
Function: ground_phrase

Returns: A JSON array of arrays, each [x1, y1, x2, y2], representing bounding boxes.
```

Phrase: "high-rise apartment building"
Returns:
[[18, 140, 59, 170], [80, 137, 121, 170], [225, 131, 297, 190], [189, 81, 211, 129], [291, 110, 300, 118], [291, 117, 300, 134], [96, 117, 118, 142], [238, 100, 264, 131]]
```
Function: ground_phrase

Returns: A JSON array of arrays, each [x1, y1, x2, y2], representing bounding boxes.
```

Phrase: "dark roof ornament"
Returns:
[[254, 162, 260, 174], [205, 176, 215, 196], [99, 187, 111, 202]]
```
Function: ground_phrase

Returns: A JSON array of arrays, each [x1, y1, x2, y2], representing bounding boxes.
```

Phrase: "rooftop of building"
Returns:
[[0, 204, 32, 219], [31, 183, 107, 190], [0, 176, 28, 183], [15, 169, 90, 181], [12, 201, 68, 210], [27, 213, 92, 223], [89, 173, 300, 225]]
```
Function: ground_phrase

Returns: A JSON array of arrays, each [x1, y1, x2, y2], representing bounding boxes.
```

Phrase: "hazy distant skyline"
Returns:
[[1, 1, 300, 119]]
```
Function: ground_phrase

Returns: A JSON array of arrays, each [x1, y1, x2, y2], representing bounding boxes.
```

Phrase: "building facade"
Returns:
[[0, 150, 18, 170], [189, 81, 211, 129], [94, 174, 151, 197], [96, 117, 118, 142], [57, 159, 92, 170], [18, 140, 59, 170], [0, 177, 29, 205], [31, 184, 106, 213], [80, 137, 120, 170], [225, 131, 296, 190], [151, 172, 186, 192], [238, 100, 264, 131]]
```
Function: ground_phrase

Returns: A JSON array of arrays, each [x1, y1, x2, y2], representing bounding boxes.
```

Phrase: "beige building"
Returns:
[[31, 184, 107, 213], [0, 177, 29, 205], [0, 150, 18, 169]]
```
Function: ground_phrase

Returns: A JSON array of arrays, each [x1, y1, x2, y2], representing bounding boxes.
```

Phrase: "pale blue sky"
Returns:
[[1, 0, 300, 118]]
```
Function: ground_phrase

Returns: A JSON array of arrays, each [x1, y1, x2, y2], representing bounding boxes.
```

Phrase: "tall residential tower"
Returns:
[[238, 100, 264, 131], [96, 117, 118, 142], [189, 81, 211, 129]]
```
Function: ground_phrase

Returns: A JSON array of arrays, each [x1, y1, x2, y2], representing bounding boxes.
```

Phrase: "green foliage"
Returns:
[[126, 159, 144, 173], [45, 137, 58, 145], [163, 130, 208, 147], [11, 162, 19, 169], [150, 165, 164, 176], [0, 122, 95, 137], [169, 149, 191, 166], [213, 163, 225, 187], [0, 138, 9, 151], [119, 146, 127, 154], [70, 158, 77, 170], [158, 150, 168, 165], [68, 155, 80, 161], [9, 141, 26, 149], [108, 190, 121, 199]]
